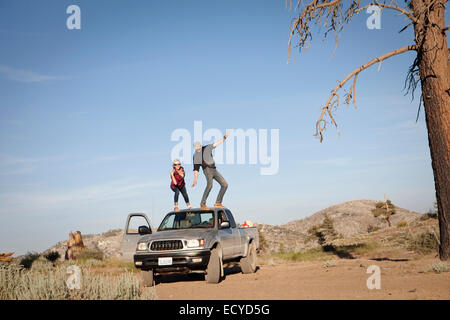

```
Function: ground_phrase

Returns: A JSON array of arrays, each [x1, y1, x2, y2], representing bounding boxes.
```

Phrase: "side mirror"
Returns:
[[220, 221, 230, 229], [138, 225, 152, 235]]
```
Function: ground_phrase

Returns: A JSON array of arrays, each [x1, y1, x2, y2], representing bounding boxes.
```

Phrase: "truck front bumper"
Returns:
[[133, 249, 211, 271]]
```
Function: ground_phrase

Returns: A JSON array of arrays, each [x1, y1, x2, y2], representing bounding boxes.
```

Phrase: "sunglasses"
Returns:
[[174, 163, 181, 166]]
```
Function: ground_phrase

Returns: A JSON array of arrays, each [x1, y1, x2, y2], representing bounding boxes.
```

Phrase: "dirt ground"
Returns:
[[152, 257, 450, 300]]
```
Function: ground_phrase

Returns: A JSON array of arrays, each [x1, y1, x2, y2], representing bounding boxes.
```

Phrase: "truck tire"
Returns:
[[240, 242, 257, 274], [205, 248, 221, 284], [141, 269, 154, 287]]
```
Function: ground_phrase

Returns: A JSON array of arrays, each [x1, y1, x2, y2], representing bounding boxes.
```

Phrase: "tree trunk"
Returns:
[[411, 0, 450, 260]]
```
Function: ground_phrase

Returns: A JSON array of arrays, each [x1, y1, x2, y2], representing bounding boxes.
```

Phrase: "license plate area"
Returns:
[[158, 257, 173, 266]]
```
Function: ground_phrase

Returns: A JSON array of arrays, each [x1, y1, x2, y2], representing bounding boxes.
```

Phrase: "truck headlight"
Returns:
[[137, 242, 148, 251], [185, 239, 205, 248]]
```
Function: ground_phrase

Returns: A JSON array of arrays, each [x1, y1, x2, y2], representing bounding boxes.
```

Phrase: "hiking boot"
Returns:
[[214, 203, 225, 209], [200, 205, 209, 210]]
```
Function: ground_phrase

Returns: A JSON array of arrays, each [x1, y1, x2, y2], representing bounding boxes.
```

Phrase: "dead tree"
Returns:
[[287, 0, 449, 260], [0, 252, 14, 263], [65, 231, 86, 260]]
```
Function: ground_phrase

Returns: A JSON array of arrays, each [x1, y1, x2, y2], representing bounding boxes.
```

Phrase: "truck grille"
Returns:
[[150, 240, 183, 251]]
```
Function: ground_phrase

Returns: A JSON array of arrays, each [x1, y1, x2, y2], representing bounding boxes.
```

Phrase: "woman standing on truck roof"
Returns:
[[170, 159, 192, 212]]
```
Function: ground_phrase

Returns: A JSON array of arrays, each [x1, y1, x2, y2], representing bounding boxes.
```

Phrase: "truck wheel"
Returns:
[[205, 248, 221, 284], [240, 242, 257, 274], [141, 269, 154, 287]]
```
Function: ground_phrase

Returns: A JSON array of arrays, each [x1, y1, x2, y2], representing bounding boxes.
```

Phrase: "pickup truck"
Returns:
[[130, 207, 259, 286]]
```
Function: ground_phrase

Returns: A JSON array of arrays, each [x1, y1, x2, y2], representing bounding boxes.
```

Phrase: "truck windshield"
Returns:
[[158, 211, 215, 231]]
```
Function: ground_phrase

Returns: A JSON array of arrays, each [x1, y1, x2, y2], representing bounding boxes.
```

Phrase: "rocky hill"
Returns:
[[44, 229, 124, 261], [257, 200, 422, 253], [281, 200, 421, 236], [45, 200, 424, 259]]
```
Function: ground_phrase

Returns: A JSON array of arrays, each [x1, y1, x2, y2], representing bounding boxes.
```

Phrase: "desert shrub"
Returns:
[[258, 229, 268, 253], [77, 249, 104, 261], [421, 212, 438, 220], [276, 248, 332, 261], [367, 225, 380, 233], [422, 202, 438, 220], [44, 251, 61, 264], [407, 231, 439, 254], [76, 258, 104, 268], [0, 263, 156, 300], [431, 262, 450, 274], [102, 229, 122, 237], [100, 257, 138, 272], [19, 252, 40, 269], [323, 261, 336, 268], [397, 221, 407, 228], [31, 256, 54, 272]]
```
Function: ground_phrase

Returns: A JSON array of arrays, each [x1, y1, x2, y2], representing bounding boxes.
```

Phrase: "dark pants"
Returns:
[[172, 185, 189, 204], [201, 167, 228, 206]]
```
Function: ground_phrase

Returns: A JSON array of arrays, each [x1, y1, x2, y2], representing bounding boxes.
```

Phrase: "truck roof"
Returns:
[[167, 207, 229, 214]]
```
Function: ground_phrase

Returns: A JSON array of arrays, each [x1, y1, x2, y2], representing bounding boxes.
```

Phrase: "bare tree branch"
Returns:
[[287, 0, 346, 62], [287, 1, 419, 63], [356, 2, 418, 23], [315, 45, 418, 142]]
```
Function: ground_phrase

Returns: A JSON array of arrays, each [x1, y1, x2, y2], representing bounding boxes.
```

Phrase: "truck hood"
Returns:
[[139, 229, 214, 242]]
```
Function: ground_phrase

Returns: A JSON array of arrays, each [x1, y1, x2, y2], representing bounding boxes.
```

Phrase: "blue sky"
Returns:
[[0, 0, 441, 255]]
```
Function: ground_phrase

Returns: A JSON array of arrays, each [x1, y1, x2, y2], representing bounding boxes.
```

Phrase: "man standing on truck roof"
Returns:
[[192, 130, 229, 210]]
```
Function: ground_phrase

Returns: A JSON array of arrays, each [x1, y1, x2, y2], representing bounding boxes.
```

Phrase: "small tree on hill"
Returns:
[[308, 214, 339, 247], [372, 199, 396, 227]]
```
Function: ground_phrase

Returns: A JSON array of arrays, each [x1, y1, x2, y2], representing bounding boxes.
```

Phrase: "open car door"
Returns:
[[121, 213, 153, 262]]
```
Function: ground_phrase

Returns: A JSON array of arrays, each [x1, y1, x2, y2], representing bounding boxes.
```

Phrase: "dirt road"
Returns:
[[153, 258, 450, 300]]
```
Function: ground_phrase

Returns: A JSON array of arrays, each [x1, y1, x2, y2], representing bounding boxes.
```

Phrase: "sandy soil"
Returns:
[[152, 257, 450, 300]]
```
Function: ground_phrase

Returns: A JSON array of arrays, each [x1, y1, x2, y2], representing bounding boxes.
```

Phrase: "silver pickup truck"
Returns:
[[129, 208, 259, 286]]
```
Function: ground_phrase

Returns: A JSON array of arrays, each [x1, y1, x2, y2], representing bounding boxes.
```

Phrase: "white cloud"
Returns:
[[0, 65, 70, 83], [303, 157, 352, 166], [0, 178, 166, 215]]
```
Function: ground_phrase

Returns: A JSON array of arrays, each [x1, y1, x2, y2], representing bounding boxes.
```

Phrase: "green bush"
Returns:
[[367, 225, 380, 233], [44, 251, 61, 264], [19, 252, 40, 269], [397, 221, 407, 228], [77, 249, 104, 261], [407, 231, 439, 254], [31, 257, 54, 272]]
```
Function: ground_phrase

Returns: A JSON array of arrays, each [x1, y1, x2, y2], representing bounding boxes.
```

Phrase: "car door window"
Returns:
[[126, 215, 150, 234], [225, 209, 236, 228], [122, 214, 152, 262], [218, 210, 229, 228]]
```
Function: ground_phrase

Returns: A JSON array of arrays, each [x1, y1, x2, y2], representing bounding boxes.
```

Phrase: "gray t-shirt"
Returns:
[[193, 144, 216, 171]]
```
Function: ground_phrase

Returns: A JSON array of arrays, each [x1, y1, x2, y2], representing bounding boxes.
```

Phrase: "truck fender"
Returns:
[[211, 242, 224, 278], [243, 237, 253, 257]]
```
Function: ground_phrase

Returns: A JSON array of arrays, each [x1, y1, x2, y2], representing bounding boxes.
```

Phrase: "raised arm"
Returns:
[[192, 170, 199, 187], [212, 130, 230, 148]]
